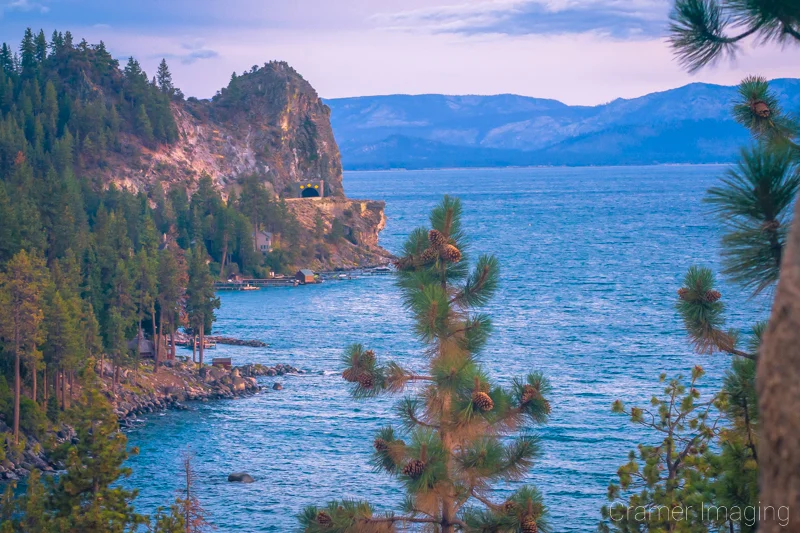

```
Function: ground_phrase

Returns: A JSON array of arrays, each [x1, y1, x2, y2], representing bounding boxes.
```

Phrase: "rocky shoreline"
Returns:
[[111, 361, 302, 423], [0, 361, 303, 481]]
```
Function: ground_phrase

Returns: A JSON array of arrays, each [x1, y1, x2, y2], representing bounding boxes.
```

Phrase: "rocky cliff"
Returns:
[[89, 61, 388, 269], [102, 62, 345, 197]]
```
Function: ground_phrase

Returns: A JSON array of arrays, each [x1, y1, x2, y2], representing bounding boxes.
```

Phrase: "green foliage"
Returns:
[[186, 243, 220, 336], [601, 370, 722, 533], [307, 197, 552, 532], [669, 0, 800, 72], [732, 76, 800, 146], [298, 500, 389, 533], [48, 374, 146, 531], [706, 144, 800, 293], [675, 266, 733, 355]]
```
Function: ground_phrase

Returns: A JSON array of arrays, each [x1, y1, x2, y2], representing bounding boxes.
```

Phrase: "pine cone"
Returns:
[[542, 399, 552, 415], [677, 287, 690, 300], [521, 385, 538, 404], [361, 350, 376, 366], [521, 516, 538, 533], [357, 373, 374, 389], [428, 229, 448, 249], [751, 100, 771, 118], [393, 256, 414, 271], [502, 501, 517, 514], [472, 391, 494, 411], [374, 438, 389, 453], [342, 368, 358, 383], [316, 510, 333, 528], [440, 244, 462, 263], [402, 459, 425, 478], [418, 247, 438, 265], [704, 290, 721, 303]]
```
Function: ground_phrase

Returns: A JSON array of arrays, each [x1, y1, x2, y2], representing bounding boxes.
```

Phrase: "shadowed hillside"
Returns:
[[327, 79, 800, 169]]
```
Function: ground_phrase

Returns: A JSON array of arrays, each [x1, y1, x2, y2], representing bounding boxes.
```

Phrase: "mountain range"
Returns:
[[325, 79, 800, 169]]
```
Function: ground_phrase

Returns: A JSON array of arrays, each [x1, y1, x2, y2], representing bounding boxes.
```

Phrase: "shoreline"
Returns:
[[0, 361, 302, 481]]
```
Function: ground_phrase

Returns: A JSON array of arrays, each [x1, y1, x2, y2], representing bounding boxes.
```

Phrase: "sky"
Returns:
[[0, 0, 798, 105]]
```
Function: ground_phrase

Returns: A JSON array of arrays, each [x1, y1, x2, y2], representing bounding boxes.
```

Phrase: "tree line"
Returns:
[[0, 27, 327, 533]]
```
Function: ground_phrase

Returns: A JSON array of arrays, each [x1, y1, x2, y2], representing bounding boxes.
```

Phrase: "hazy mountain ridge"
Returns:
[[327, 79, 800, 169]]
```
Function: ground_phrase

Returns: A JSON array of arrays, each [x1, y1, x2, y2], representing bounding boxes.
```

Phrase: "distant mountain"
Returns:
[[326, 79, 800, 169]]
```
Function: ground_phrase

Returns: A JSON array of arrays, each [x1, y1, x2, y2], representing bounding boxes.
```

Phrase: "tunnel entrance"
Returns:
[[301, 187, 320, 198]]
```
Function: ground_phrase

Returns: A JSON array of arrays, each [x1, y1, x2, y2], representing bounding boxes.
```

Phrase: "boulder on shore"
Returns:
[[228, 472, 255, 483]]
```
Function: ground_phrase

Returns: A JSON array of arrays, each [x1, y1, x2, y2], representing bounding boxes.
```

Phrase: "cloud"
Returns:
[[158, 41, 219, 65], [375, 0, 670, 38], [1, 0, 49, 13]]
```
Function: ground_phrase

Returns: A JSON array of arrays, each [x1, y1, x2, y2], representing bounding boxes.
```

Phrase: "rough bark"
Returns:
[[199, 323, 205, 366], [758, 199, 800, 533], [60, 369, 66, 410], [155, 311, 163, 372], [31, 359, 37, 404], [13, 347, 20, 444]]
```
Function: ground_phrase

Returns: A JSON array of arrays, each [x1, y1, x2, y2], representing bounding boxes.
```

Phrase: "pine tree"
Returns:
[[157, 247, 187, 371], [157, 59, 174, 96], [33, 30, 47, 64], [0, 43, 14, 74], [42, 291, 80, 411], [136, 103, 154, 144], [300, 197, 553, 533], [81, 301, 102, 368], [0, 250, 48, 443], [185, 244, 219, 366], [133, 248, 157, 378], [48, 373, 146, 531], [18, 28, 36, 76], [177, 448, 212, 533]]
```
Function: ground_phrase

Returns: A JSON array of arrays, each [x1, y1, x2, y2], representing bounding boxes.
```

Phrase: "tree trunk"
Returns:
[[192, 334, 197, 364], [100, 352, 105, 379], [43, 365, 48, 402], [758, 199, 800, 533], [54, 371, 59, 411], [219, 235, 228, 279], [31, 359, 37, 405], [170, 321, 176, 360], [156, 311, 163, 372], [13, 347, 20, 444], [199, 323, 205, 366], [60, 369, 66, 410], [135, 322, 142, 384]]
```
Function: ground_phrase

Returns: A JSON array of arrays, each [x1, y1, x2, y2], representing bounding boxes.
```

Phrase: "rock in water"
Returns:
[[228, 472, 255, 483], [272, 382, 283, 390]]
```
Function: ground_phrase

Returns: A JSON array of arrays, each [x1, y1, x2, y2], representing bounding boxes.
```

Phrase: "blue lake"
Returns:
[[124, 166, 770, 532]]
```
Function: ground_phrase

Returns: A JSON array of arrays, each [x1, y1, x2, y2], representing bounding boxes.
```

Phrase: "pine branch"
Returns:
[[668, 0, 763, 72]]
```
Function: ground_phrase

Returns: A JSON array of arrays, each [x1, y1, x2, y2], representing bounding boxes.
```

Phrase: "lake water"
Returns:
[[124, 166, 769, 532]]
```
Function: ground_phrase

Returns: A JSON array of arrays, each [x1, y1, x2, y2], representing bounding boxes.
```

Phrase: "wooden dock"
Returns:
[[214, 279, 298, 290]]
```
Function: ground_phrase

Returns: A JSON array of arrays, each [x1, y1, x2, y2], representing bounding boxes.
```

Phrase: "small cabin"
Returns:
[[296, 269, 316, 284], [212, 357, 232, 370], [127, 337, 156, 358]]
